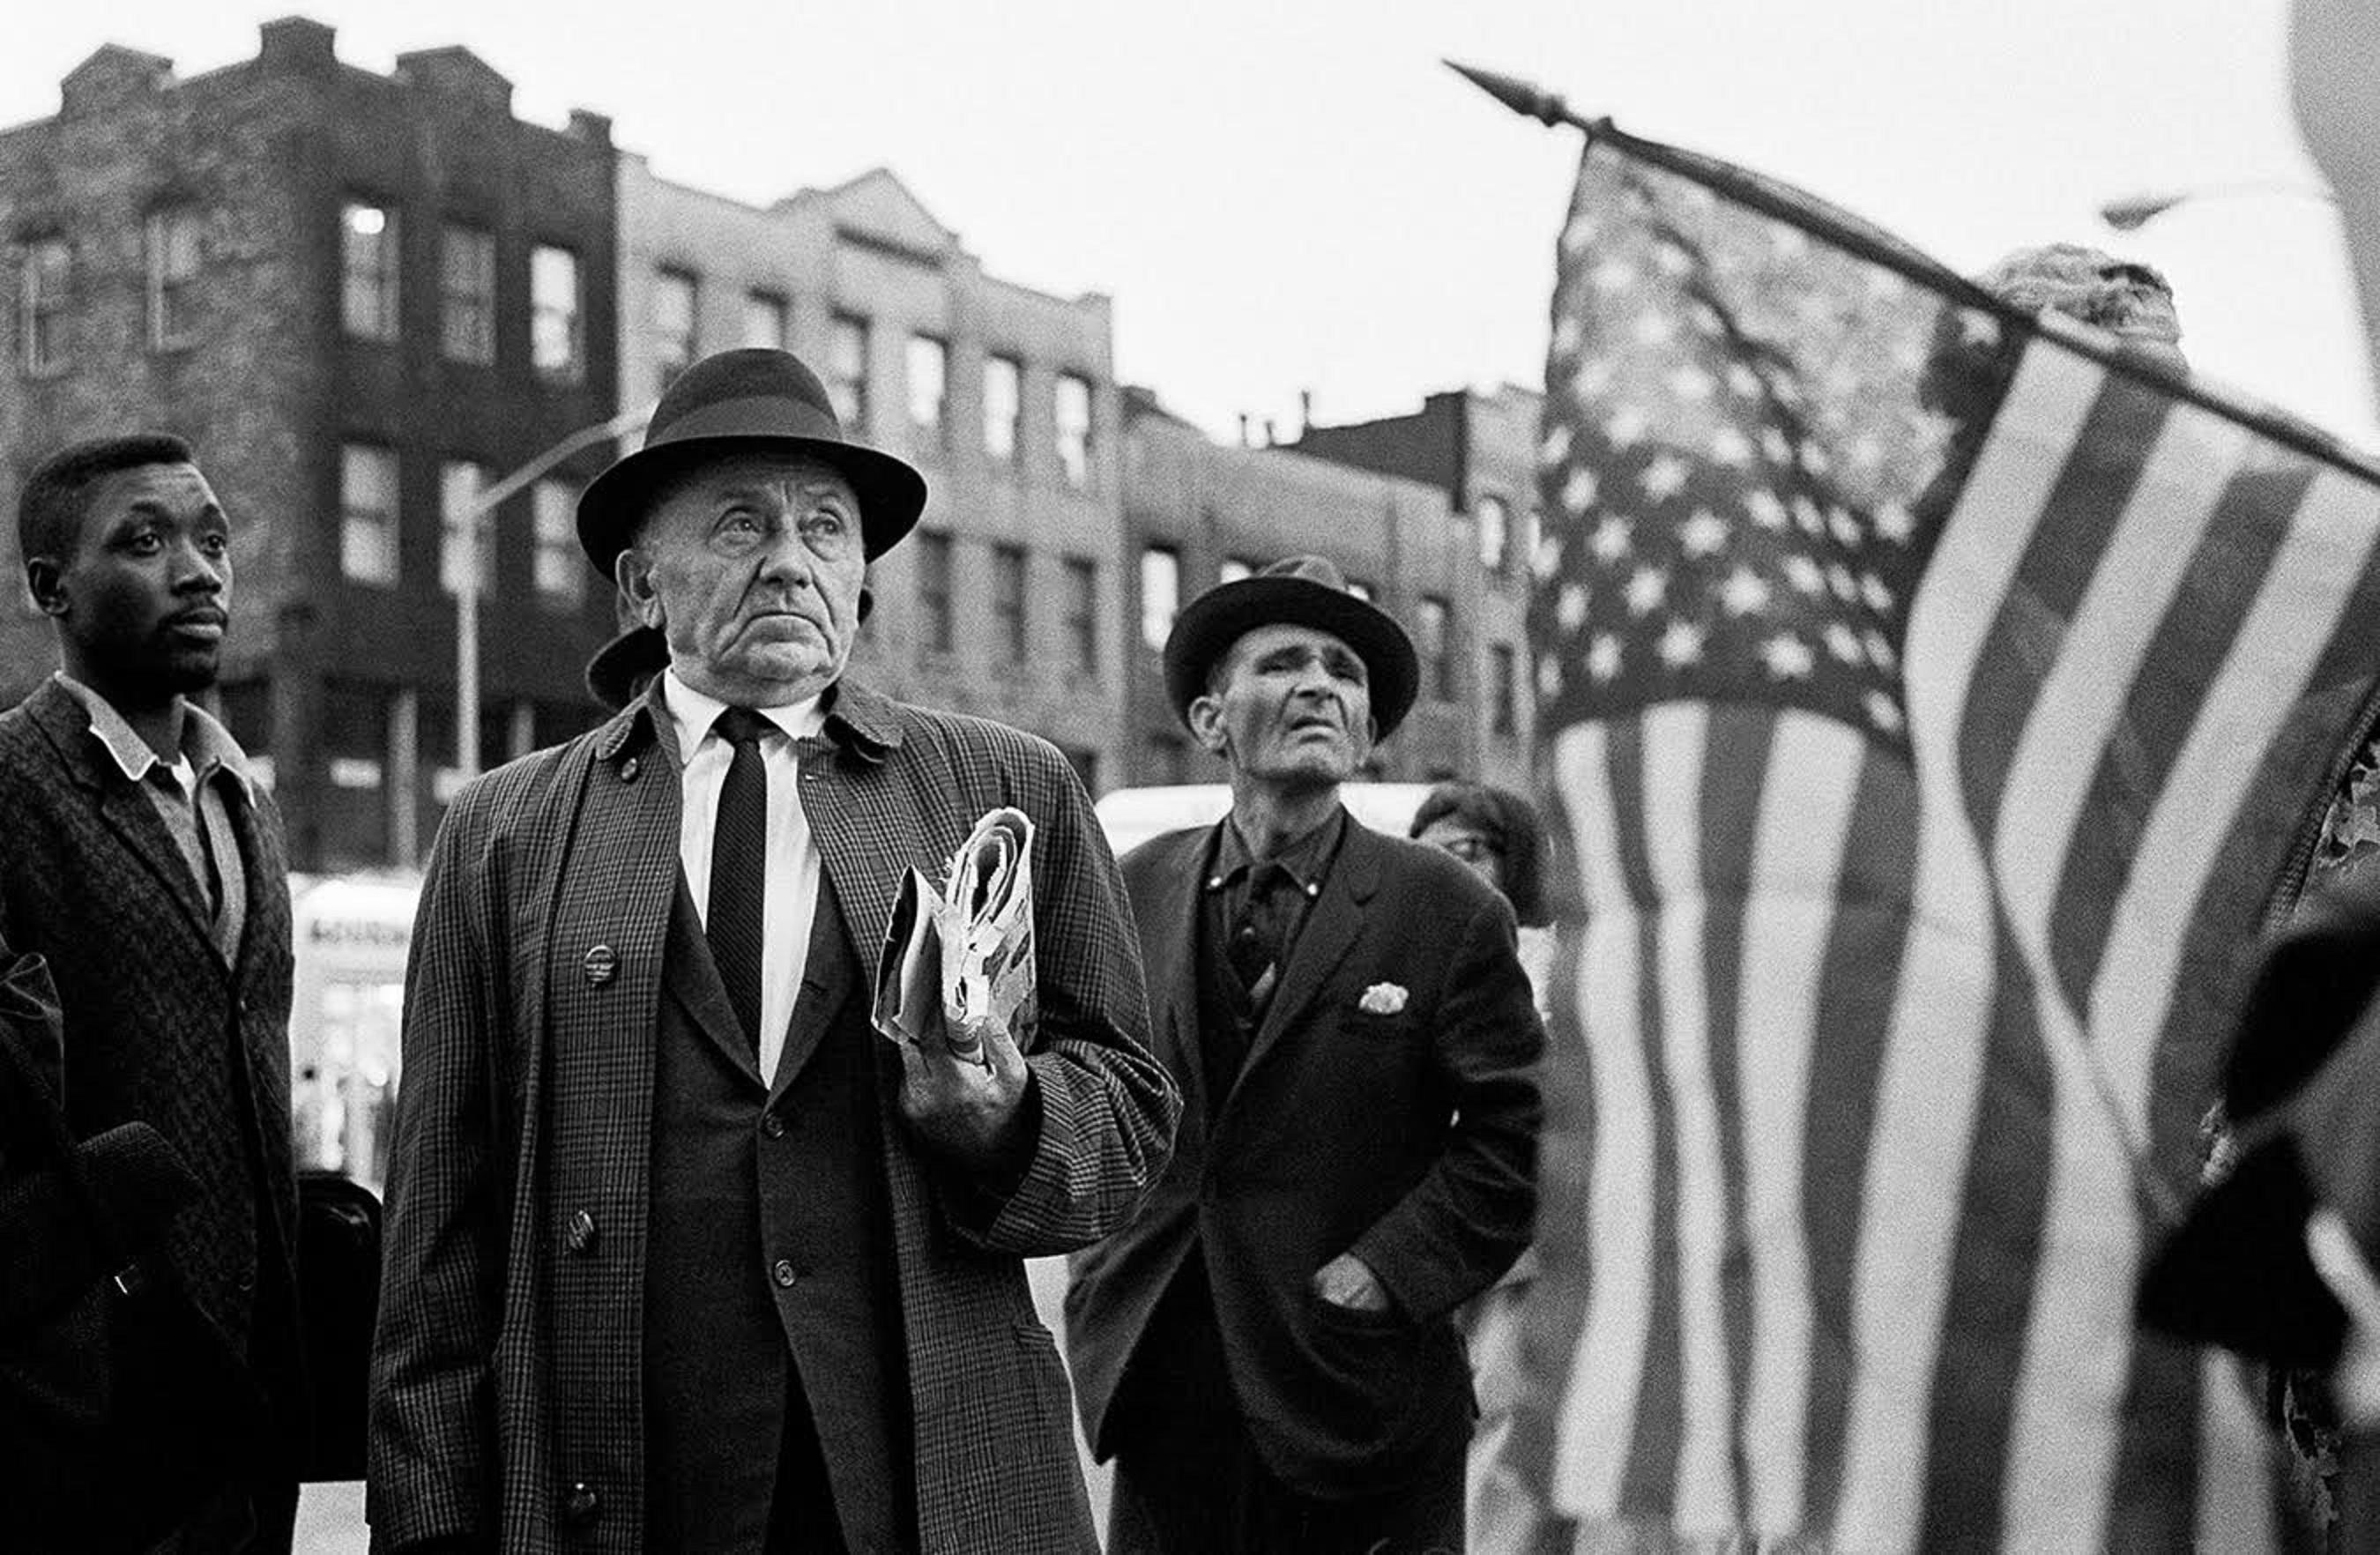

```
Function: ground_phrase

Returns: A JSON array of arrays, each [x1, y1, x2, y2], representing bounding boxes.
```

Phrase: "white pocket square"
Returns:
[[1358, 982, 1409, 1016]]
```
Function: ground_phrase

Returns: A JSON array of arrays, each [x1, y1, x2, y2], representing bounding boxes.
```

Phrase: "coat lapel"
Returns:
[[1237, 811, 1382, 1084], [661, 874, 762, 1086], [27, 681, 219, 961], [1149, 827, 1215, 1131], [767, 876, 859, 1102]]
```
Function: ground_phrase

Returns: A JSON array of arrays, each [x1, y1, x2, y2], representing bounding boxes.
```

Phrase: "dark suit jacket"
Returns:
[[0, 678, 302, 1437], [1067, 811, 1543, 1497], [368, 677, 1178, 1555]]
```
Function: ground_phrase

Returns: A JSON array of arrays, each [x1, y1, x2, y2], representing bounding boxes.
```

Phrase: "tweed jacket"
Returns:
[[367, 677, 1177, 1555], [1067, 814, 1542, 1497], [0, 679, 301, 1418]]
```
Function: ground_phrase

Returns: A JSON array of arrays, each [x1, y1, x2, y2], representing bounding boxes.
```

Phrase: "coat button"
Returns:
[[772, 1258, 798, 1288], [564, 1209, 599, 1255], [562, 1481, 599, 1524], [620, 755, 641, 783], [761, 1113, 785, 1140], [582, 945, 617, 985]]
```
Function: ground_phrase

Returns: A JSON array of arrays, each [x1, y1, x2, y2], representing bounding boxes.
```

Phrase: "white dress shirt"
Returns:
[[662, 667, 827, 1085]]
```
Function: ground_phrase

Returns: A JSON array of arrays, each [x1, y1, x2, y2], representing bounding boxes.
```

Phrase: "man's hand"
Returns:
[[1311, 1251, 1394, 1313], [896, 1006, 1031, 1169]]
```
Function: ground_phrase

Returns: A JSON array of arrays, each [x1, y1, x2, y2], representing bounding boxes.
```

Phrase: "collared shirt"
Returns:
[[661, 667, 828, 1085], [1205, 806, 1346, 1006], [57, 673, 255, 957]]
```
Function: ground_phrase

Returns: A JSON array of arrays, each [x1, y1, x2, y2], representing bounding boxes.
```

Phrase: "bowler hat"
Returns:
[[576, 347, 927, 577], [1163, 555, 1420, 740]]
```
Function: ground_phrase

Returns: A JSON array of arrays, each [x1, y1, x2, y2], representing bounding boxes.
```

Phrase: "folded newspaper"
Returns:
[[870, 807, 1038, 1064]]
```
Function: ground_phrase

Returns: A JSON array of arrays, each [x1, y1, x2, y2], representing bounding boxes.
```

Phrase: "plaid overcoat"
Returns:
[[0, 679, 302, 1435], [368, 678, 1176, 1555]]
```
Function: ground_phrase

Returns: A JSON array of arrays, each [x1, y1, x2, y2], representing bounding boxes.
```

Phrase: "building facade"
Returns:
[[1120, 389, 1479, 787], [0, 19, 622, 871], [1290, 385, 1544, 794], [616, 156, 1127, 792]]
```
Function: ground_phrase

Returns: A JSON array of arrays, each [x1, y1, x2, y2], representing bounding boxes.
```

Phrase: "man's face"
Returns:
[[616, 450, 866, 706], [39, 461, 233, 698], [1189, 622, 1375, 792]]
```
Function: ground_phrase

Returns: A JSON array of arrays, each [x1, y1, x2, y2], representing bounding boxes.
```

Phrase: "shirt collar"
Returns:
[[1211, 805, 1346, 893], [659, 666, 826, 769], [56, 673, 256, 803]]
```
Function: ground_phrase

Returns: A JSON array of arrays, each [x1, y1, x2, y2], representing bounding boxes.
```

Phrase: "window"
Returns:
[[531, 244, 583, 381], [1064, 557, 1097, 675], [743, 289, 787, 349], [906, 334, 947, 445], [915, 530, 953, 654], [828, 313, 869, 431], [532, 479, 583, 606], [1476, 494, 1510, 574], [19, 236, 68, 372], [341, 201, 398, 341], [145, 209, 202, 349], [440, 225, 495, 364], [983, 354, 1022, 463], [652, 267, 698, 386], [992, 544, 1027, 662], [339, 444, 399, 584], [440, 461, 495, 598], [1417, 596, 1454, 699], [1054, 373, 1093, 489], [1140, 546, 1179, 652], [1490, 644, 1518, 736], [1218, 556, 1256, 584]]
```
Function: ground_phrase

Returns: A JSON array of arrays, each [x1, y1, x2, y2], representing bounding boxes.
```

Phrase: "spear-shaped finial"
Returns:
[[1443, 60, 1602, 134]]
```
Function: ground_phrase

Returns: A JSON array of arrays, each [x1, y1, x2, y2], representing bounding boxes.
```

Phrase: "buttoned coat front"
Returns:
[[367, 679, 1177, 1555]]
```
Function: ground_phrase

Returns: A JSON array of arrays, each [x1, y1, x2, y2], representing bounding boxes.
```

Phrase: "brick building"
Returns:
[[1290, 385, 1544, 793], [616, 155, 1127, 791], [1120, 388, 1479, 786], [0, 18, 621, 871]]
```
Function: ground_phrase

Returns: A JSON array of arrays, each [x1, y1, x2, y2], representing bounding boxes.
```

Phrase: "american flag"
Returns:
[[1521, 135, 2380, 1550]]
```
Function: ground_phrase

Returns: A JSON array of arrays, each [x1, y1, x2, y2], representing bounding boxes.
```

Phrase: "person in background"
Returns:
[[1067, 555, 1543, 1554], [0, 433, 304, 1551], [1410, 780, 1563, 1555]]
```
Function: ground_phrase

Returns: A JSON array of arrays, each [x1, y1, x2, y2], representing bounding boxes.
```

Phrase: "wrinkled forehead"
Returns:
[[1219, 621, 1361, 673], [638, 449, 861, 533]]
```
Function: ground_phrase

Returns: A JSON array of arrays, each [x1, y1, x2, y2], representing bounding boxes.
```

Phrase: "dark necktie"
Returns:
[[1226, 860, 1297, 1011], [708, 707, 773, 1051]]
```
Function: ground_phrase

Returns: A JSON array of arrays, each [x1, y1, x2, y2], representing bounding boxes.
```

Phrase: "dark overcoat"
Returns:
[[367, 678, 1177, 1554], [1066, 814, 1542, 1497], [0, 679, 303, 1438]]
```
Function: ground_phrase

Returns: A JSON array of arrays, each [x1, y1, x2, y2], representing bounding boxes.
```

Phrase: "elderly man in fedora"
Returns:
[[1064, 557, 1543, 1553], [368, 347, 1178, 1555]]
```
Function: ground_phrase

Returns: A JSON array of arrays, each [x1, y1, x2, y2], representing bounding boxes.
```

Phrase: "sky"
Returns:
[[3, 1, 2369, 449]]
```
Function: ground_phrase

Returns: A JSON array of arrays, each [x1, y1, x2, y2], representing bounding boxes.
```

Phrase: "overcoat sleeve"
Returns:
[[367, 792, 506, 1551], [1348, 889, 1543, 1322], [942, 739, 1179, 1258]]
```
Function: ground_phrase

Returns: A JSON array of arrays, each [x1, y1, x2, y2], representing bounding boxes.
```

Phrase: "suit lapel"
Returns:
[[1238, 813, 1382, 1084], [768, 876, 858, 1101], [661, 874, 762, 1086], [28, 681, 219, 961]]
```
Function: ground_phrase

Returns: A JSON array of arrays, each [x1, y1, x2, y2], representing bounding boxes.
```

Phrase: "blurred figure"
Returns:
[[0, 434, 303, 1551], [1410, 781, 1564, 1555], [1067, 556, 1543, 1555], [1975, 242, 2187, 373]]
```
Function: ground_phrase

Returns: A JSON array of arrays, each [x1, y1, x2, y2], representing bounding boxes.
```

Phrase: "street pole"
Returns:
[[456, 404, 651, 779]]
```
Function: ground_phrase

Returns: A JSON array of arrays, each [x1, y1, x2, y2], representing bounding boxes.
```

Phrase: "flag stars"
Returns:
[[1540, 423, 1574, 470], [1556, 584, 1590, 631], [1588, 633, 1625, 682], [1561, 466, 1599, 514], [1874, 501, 1916, 543], [1607, 406, 1652, 447], [1782, 555, 1826, 594], [1658, 619, 1708, 668], [1590, 514, 1633, 563], [1669, 364, 1716, 402], [1625, 565, 1670, 616], [1719, 566, 1770, 615], [1560, 216, 1599, 256], [1825, 622, 1863, 662], [1727, 362, 1765, 399], [1680, 509, 1729, 557], [1552, 316, 1585, 358], [1863, 629, 1898, 669], [1573, 356, 1619, 399], [1745, 490, 1789, 530], [1860, 574, 1894, 611], [1536, 656, 1563, 698], [1759, 633, 1815, 680], [1633, 311, 1677, 347], [1793, 495, 1826, 535], [1711, 427, 1754, 465], [1959, 309, 2002, 349], [1761, 427, 1796, 465], [1592, 257, 1640, 293], [1826, 562, 1859, 601], [1640, 455, 1692, 501], [1827, 506, 1863, 545], [1864, 690, 1906, 733]]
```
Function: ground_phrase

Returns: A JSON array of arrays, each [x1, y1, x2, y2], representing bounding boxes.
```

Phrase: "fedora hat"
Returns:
[[1163, 555, 1420, 740], [576, 346, 927, 577]]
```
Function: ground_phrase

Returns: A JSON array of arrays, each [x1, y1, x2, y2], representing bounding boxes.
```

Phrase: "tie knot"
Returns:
[[714, 706, 775, 751]]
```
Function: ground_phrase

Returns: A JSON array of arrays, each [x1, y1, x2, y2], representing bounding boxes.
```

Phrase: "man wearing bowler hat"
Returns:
[[369, 347, 1179, 1555], [1064, 557, 1543, 1552]]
